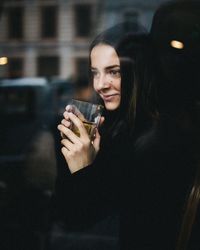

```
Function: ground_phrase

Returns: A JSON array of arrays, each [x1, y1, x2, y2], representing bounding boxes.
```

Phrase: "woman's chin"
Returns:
[[104, 102, 120, 111]]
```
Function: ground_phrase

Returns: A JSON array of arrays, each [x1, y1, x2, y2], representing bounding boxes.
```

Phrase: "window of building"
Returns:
[[75, 57, 89, 87], [74, 4, 92, 38], [37, 56, 59, 77], [8, 7, 24, 39], [41, 6, 57, 39], [8, 58, 24, 78]]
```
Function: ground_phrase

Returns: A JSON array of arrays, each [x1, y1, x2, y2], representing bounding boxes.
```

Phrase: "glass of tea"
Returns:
[[66, 99, 104, 140]]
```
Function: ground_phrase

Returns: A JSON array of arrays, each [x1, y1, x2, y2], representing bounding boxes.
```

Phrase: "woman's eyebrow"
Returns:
[[105, 65, 120, 70], [91, 65, 120, 70]]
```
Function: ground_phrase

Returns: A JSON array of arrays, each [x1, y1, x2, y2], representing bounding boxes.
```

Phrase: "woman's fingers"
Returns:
[[58, 113, 89, 143], [63, 111, 87, 135], [67, 112, 89, 138], [61, 137, 73, 150], [99, 116, 105, 127], [92, 128, 101, 152], [63, 111, 70, 120], [65, 104, 74, 112], [57, 124, 80, 144], [65, 105, 86, 121], [61, 118, 71, 128]]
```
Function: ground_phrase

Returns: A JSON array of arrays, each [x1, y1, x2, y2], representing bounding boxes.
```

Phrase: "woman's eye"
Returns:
[[109, 69, 121, 78]]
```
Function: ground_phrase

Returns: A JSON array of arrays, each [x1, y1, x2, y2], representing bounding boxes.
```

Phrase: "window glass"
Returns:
[[8, 7, 23, 39], [37, 56, 59, 77], [8, 57, 23, 78], [74, 4, 92, 37], [41, 6, 57, 38]]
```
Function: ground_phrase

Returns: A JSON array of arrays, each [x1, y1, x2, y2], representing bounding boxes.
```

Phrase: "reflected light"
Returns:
[[0, 57, 8, 65], [170, 40, 184, 49]]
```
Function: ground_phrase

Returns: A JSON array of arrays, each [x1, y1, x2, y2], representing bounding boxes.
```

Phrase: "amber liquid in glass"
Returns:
[[71, 121, 96, 139]]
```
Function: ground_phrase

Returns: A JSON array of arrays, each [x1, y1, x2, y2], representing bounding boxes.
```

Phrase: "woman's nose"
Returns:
[[96, 73, 110, 90]]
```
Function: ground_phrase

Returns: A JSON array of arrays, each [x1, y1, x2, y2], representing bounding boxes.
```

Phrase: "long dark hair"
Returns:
[[88, 22, 152, 139], [150, 1, 200, 249]]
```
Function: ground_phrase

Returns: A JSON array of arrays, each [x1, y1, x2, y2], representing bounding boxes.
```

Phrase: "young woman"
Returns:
[[50, 22, 154, 249], [57, 23, 150, 174]]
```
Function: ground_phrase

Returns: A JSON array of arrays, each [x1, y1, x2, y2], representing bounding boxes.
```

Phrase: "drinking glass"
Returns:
[[66, 99, 104, 140]]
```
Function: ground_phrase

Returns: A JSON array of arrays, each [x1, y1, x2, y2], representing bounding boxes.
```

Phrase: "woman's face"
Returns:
[[90, 44, 121, 111]]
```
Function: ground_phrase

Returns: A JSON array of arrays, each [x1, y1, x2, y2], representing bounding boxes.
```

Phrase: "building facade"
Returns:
[[0, 0, 168, 81]]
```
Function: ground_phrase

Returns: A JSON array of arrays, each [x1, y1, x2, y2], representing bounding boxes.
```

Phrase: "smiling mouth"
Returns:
[[102, 94, 119, 101]]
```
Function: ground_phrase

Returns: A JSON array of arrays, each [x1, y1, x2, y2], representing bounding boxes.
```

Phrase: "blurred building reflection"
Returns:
[[0, 0, 168, 81]]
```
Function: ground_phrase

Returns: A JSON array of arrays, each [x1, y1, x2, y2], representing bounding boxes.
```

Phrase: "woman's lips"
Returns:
[[101, 94, 119, 101]]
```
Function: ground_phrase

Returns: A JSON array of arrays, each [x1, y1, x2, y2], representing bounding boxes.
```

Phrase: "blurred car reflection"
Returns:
[[0, 77, 75, 250], [0, 77, 49, 166], [0, 76, 74, 172]]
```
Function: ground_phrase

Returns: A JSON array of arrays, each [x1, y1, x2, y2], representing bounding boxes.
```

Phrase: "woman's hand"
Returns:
[[59, 105, 86, 138], [57, 112, 103, 174]]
